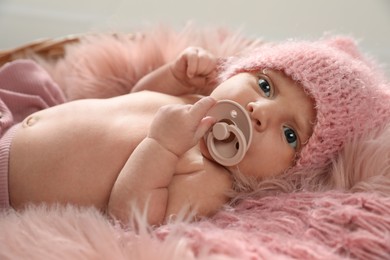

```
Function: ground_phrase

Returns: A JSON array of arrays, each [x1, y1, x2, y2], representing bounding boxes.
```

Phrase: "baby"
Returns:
[[2, 36, 390, 226]]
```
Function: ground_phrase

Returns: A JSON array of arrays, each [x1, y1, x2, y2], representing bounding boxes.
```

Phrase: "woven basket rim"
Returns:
[[0, 35, 81, 66]]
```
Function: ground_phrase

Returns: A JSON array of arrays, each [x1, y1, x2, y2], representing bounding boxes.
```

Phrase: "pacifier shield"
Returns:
[[205, 100, 252, 166]]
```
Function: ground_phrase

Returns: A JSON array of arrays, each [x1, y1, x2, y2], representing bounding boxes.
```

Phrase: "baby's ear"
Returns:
[[323, 36, 362, 59]]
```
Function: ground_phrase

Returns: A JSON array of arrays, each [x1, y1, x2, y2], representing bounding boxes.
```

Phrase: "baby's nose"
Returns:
[[247, 102, 266, 131]]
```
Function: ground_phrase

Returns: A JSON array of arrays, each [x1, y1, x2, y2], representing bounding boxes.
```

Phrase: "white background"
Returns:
[[1, 0, 389, 75]]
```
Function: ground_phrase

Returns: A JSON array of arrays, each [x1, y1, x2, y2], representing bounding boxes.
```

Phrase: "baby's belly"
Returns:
[[8, 91, 198, 209]]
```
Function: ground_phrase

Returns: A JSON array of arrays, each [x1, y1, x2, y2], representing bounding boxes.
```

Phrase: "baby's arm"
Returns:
[[132, 47, 218, 96], [107, 97, 216, 225]]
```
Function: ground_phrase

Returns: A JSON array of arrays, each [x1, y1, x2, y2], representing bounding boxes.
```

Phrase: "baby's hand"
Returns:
[[148, 97, 216, 156], [170, 47, 217, 93]]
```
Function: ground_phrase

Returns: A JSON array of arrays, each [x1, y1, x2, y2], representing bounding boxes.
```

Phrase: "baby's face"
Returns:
[[205, 70, 316, 180]]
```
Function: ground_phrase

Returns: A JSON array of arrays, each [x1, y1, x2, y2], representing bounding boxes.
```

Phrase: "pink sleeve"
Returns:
[[0, 60, 66, 209], [0, 60, 66, 125]]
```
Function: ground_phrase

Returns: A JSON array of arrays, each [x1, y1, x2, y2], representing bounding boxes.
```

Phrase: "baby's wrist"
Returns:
[[145, 137, 180, 159]]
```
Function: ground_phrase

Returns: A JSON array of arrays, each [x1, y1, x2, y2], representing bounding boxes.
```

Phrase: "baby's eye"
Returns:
[[283, 127, 298, 149], [258, 78, 272, 97]]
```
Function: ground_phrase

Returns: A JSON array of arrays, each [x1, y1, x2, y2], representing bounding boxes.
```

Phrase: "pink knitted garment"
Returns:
[[219, 37, 390, 174], [0, 60, 66, 208]]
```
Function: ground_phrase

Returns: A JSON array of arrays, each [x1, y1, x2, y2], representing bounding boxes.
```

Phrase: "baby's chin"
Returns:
[[199, 138, 237, 174]]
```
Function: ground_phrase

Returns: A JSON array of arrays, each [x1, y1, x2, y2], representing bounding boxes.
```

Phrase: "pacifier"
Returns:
[[204, 100, 253, 166]]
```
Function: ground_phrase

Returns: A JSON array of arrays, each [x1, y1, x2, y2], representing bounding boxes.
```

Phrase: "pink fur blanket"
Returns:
[[1, 191, 389, 259]]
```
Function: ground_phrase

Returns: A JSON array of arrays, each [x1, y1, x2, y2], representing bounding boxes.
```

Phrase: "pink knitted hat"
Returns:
[[219, 36, 390, 174]]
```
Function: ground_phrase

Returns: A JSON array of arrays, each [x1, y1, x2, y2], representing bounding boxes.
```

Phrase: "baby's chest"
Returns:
[[167, 148, 233, 217], [175, 147, 206, 174], [173, 147, 232, 190]]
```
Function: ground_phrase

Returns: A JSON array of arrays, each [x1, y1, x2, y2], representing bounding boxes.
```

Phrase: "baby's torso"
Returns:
[[8, 91, 232, 211]]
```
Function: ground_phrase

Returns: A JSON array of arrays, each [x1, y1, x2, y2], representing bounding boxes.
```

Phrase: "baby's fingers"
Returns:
[[185, 48, 200, 78], [190, 97, 217, 138], [196, 49, 217, 76], [190, 97, 216, 121], [186, 47, 216, 79], [195, 116, 216, 140]]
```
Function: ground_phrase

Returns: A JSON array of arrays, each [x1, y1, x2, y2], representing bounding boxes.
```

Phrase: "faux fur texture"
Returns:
[[329, 124, 390, 196], [39, 25, 262, 100], [1, 191, 389, 259]]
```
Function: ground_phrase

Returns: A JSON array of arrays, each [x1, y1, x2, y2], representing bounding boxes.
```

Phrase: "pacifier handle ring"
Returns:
[[207, 123, 247, 166]]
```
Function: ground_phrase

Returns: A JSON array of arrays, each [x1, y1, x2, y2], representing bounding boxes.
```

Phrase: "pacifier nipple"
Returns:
[[213, 122, 230, 140], [204, 100, 253, 166]]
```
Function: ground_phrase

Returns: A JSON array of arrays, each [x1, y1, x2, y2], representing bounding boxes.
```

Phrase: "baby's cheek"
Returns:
[[237, 153, 292, 180], [199, 138, 214, 162]]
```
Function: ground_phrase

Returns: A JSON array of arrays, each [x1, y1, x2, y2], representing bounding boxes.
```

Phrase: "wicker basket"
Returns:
[[0, 35, 80, 67]]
